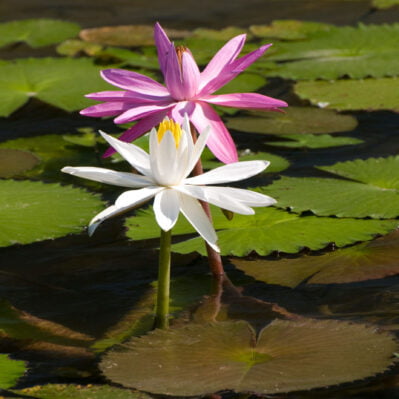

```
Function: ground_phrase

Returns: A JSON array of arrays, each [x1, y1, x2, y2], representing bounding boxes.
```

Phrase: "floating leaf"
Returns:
[[226, 107, 358, 135], [266, 134, 363, 149], [372, 0, 399, 9], [14, 384, 151, 399], [98, 47, 160, 69], [193, 26, 250, 40], [215, 72, 267, 95], [262, 156, 399, 218], [0, 180, 104, 247], [295, 78, 399, 112], [0, 148, 39, 177], [250, 20, 333, 40], [0, 58, 112, 117], [101, 319, 397, 396], [56, 39, 103, 57], [268, 24, 399, 79], [0, 354, 26, 389], [0, 19, 80, 49], [126, 206, 398, 256]]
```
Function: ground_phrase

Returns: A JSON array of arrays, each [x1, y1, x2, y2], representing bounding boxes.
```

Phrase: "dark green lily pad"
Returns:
[[0, 354, 26, 389], [226, 107, 358, 135], [0, 148, 40, 177], [233, 230, 399, 287], [0, 58, 112, 117], [266, 134, 363, 149], [215, 72, 267, 95], [14, 384, 151, 399], [372, 0, 399, 9], [262, 156, 399, 218], [268, 24, 399, 79], [101, 319, 397, 396], [0, 180, 104, 247], [250, 20, 333, 40], [193, 26, 250, 41], [0, 19, 80, 49], [126, 206, 398, 256], [295, 78, 399, 112]]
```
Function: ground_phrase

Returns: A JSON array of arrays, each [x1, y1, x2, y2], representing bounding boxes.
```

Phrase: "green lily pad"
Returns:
[[126, 206, 398, 256], [101, 319, 397, 396], [215, 72, 267, 95], [193, 26, 250, 41], [295, 78, 399, 112], [0, 180, 104, 247], [268, 24, 399, 79], [0, 58, 112, 117], [14, 384, 151, 399], [262, 156, 399, 218], [56, 39, 103, 57], [226, 107, 358, 135], [0, 19, 80, 49], [97, 47, 160, 69], [266, 134, 363, 149], [0, 148, 40, 177], [372, 0, 399, 9], [250, 20, 333, 40], [0, 354, 26, 389]]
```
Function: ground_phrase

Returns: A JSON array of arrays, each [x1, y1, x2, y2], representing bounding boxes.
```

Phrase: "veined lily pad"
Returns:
[[295, 78, 399, 112], [14, 384, 151, 398], [232, 230, 399, 287], [0, 58, 112, 117], [0, 148, 39, 177], [125, 206, 398, 256], [101, 319, 397, 396], [0, 180, 104, 247], [372, 0, 399, 9], [266, 134, 363, 149], [262, 156, 399, 218], [0, 19, 80, 49], [0, 354, 26, 389], [226, 107, 358, 135]]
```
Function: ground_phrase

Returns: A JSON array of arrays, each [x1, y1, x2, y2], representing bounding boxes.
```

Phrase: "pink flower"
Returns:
[[81, 23, 287, 163]]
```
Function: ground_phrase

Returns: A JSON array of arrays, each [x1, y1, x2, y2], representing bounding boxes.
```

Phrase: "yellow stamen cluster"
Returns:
[[157, 119, 183, 148]]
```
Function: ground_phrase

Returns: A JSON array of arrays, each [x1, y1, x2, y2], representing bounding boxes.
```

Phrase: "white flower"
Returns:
[[62, 115, 276, 252]]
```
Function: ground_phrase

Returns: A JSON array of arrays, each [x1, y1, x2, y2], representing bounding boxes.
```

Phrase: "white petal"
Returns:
[[99, 131, 151, 176], [149, 127, 163, 183], [184, 160, 269, 185], [156, 131, 179, 185], [115, 186, 163, 208], [61, 166, 153, 188], [178, 193, 220, 252], [176, 185, 254, 215], [153, 189, 180, 231], [88, 204, 127, 236]]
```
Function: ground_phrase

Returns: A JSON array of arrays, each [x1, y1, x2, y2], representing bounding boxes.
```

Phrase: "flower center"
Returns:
[[175, 45, 187, 71], [157, 118, 183, 148]]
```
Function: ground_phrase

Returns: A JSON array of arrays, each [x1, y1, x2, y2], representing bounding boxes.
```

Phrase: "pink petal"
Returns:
[[164, 42, 185, 100], [190, 101, 238, 164], [80, 102, 133, 117], [103, 112, 167, 157], [154, 22, 171, 77], [199, 34, 246, 94], [114, 102, 174, 124], [101, 69, 169, 96], [181, 50, 200, 99], [204, 92, 288, 110], [85, 90, 173, 103]]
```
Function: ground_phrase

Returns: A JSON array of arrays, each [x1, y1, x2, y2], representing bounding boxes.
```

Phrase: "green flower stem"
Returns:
[[155, 228, 172, 329]]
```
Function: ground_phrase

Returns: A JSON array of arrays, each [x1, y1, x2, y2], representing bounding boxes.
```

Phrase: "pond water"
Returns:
[[1, 0, 399, 398]]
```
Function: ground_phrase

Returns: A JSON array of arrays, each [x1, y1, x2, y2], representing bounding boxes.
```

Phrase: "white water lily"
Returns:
[[62, 115, 276, 252]]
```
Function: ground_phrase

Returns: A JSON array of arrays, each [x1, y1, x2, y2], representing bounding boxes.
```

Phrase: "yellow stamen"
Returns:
[[157, 118, 183, 148]]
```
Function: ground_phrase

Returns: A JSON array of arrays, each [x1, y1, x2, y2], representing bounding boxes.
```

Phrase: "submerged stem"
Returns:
[[155, 228, 172, 329]]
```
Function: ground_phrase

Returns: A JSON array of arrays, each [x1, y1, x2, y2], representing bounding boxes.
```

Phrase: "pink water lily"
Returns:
[[81, 23, 287, 163]]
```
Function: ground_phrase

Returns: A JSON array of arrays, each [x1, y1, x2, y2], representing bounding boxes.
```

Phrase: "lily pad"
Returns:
[[0, 19, 80, 49], [56, 39, 103, 57], [233, 230, 399, 287], [0, 180, 104, 247], [0, 354, 26, 389], [14, 384, 151, 399], [250, 20, 333, 40], [372, 0, 399, 9], [0, 148, 40, 177], [215, 72, 267, 95], [126, 206, 398, 256], [0, 58, 112, 117], [295, 78, 399, 112], [97, 47, 160, 69], [266, 134, 363, 149], [268, 24, 399, 79], [193, 26, 250, 41], [101, 319, 397, 396], [262, 156, 399, 218], [226, 107, 358, 135]]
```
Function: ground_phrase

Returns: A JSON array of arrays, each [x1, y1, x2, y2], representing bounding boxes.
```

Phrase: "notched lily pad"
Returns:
[[0, 354, 26, 389], [295, 78, 399, 112], [233, 230, 399, 287], [0, 148, 40, 177], [0, 19, 80, 49], [266, 134, 363, 149], [101, 319, 397, 396], [226, 107, 358, 135], [0, 180, 104, 247]]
